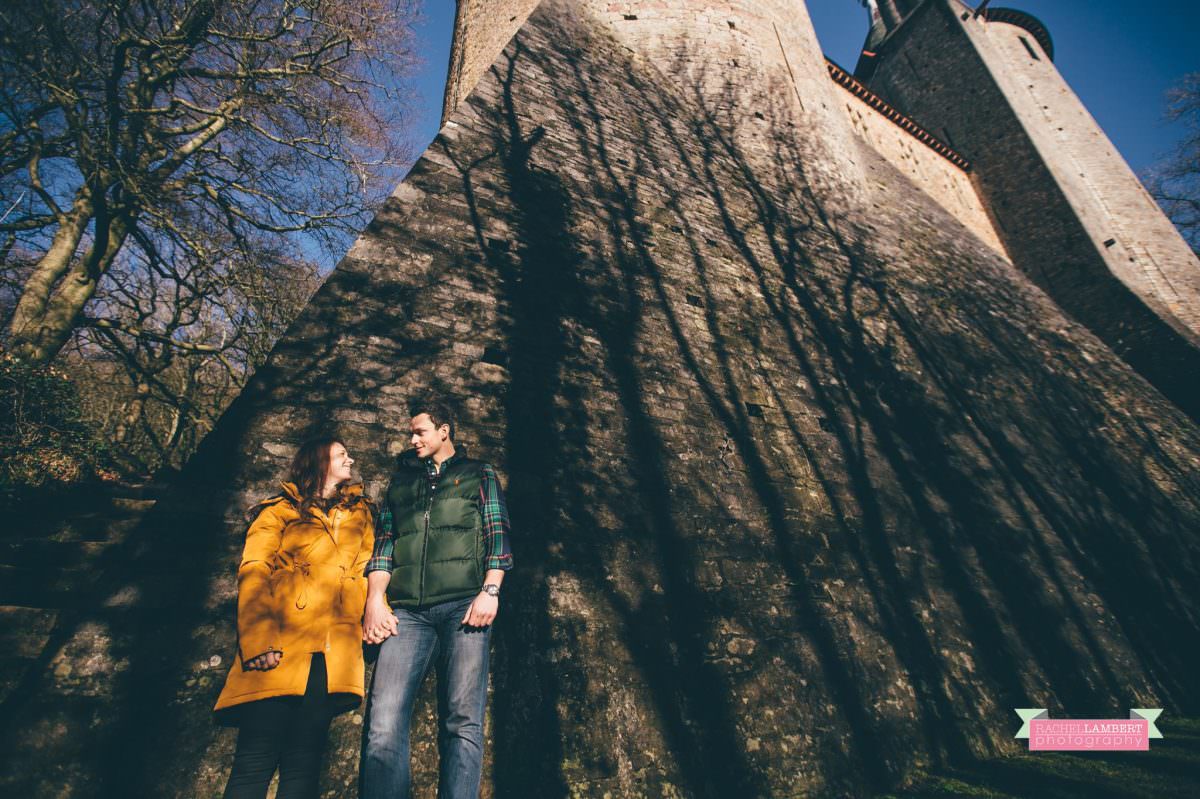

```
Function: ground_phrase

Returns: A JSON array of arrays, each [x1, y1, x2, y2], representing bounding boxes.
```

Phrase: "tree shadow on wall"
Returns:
[[452, 9, 1200, 798], [669, 38, 1200, 750], [449, 38, 770, 799]]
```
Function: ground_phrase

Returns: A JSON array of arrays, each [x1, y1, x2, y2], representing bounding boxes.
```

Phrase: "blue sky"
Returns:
[[404, 1, 1199, 176]]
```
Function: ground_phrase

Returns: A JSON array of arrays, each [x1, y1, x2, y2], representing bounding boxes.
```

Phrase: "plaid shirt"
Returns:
[[365, 452, 513, 575]]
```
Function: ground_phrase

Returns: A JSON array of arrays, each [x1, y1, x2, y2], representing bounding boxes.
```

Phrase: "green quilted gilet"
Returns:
[[384, 453, 484, 608]]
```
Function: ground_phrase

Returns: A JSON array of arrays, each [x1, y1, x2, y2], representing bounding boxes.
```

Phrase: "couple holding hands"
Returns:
[[213, 399, 513, 799]]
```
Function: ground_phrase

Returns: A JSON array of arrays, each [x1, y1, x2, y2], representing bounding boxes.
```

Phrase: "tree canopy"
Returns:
[[0, 0, 418, 472], [1148, 72, 1200, 255], [2, 0, 417, 361]]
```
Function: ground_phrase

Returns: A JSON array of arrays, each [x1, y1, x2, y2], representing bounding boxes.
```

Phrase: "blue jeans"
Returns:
[[361, 596, 490, 799]]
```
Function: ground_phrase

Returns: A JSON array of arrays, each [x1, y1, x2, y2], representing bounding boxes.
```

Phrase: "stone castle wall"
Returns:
[[833, 69, 1007, 255], [448, 0, 870, 201], [448, 1, 1007, 258]]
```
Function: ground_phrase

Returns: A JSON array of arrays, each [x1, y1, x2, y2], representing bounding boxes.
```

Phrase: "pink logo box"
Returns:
[[1014, 709, 1162, 752], [1029, 718, 1148, 751]]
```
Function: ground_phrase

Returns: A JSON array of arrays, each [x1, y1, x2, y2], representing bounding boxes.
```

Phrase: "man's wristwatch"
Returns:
[[481, 584, 501, 598]]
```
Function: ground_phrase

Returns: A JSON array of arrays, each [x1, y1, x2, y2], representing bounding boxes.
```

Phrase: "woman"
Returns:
[[214, 436, 375, 799]]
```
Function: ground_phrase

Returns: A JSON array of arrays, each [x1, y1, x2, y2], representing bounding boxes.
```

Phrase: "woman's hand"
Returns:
[[244, 650, 282, 671], [363, 595, 398, 644]]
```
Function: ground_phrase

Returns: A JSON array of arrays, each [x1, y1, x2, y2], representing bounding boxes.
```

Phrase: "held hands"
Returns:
[[360, 590, 498, 642], [363, 595, 399, 644], [461, 591, 498, 629], [245, 650, 282, 671]]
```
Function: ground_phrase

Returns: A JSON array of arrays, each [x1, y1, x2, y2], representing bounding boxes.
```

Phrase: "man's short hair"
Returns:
[[408, 398, 456, 441]]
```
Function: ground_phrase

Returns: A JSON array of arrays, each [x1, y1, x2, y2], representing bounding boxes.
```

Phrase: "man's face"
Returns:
[[410, 413, 450, 460]]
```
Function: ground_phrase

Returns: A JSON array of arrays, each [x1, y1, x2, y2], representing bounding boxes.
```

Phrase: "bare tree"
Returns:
[[65, 237, 321, 472], [0, 0, 417, 365], [1147, 72, 1200, 255]]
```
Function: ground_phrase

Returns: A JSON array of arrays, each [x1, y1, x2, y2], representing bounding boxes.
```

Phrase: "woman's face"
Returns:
[[326, 442, 354, 485]]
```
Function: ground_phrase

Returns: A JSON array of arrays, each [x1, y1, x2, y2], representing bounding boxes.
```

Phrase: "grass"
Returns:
[[876, 718, 1200, 799]]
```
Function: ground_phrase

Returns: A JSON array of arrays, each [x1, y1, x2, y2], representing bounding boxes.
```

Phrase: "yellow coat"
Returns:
[[214, 482, 375, 713]]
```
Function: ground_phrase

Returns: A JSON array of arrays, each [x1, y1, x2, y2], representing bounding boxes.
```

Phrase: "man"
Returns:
[[361, 400, 513, 799]]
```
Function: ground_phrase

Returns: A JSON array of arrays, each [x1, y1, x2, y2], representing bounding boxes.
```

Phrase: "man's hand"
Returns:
[[245, 651, 282, 671], [363, 595, 399, 644], [461, 591, 498, 628]]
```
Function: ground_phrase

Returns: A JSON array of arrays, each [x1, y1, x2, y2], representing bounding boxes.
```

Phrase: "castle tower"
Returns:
[[866, 0, 924, 42], [856, 0, 1200, 419], [442, 0, 542, 126], [442, 0, 870, 199]]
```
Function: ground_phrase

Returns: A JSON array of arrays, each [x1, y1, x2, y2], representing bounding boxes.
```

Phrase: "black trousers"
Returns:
[[223, 654, 338, 799]]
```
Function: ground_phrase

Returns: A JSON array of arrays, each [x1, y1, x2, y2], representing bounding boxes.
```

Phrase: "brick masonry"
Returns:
[[831, 64, 1006, 255], [3, 1, 1200, 797]]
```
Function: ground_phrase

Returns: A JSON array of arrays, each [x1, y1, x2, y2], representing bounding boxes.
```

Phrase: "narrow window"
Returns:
[[1019, 36, 1041, 61]]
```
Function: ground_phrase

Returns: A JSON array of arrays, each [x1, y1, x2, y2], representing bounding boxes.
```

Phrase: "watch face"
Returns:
[[484, 585, 500, 596]]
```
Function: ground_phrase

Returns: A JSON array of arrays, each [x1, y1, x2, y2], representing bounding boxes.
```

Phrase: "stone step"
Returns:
[[104, 482, 168, 501], [0, 606, 59, 705], [0, 562, 230, 611], [0, 565, 95, 608], [0, 540, 112, 570], [108, 496, 159, 512], [0, 606, 59, 657], [0, 531, 182, 571], [3, 500, 156, 543], [51, 514, 148, 543]]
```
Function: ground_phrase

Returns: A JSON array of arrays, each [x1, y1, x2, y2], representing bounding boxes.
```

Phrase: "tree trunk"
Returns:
[[162, 365, 199, 465], [9, 213, 131, 365], [6, 194, 94, 360], [115, 385, 150, 448]]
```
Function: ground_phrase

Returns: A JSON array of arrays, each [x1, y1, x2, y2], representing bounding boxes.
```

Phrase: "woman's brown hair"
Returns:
[[287, 435, 346, 517]]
